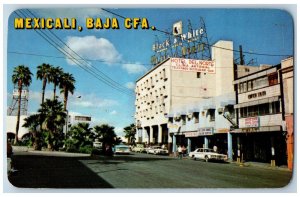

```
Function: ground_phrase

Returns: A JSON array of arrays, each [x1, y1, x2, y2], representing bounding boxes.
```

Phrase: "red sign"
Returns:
[[170, 58, 215, 73], [245, 117, 259, 127]]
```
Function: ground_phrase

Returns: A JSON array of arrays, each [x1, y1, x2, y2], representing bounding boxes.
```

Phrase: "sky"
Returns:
[[5, 7, 294, 136]]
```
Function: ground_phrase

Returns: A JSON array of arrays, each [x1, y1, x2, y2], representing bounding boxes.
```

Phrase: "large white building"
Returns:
[[135, 40, 236, 153]]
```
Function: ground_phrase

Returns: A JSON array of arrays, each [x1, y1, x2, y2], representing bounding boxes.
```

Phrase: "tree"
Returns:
[[65, 122, 94, 153], [12, 65, 33, 144], [124, 124, 136, 145], [22, 114, 42, 150], [36, 63, 52, 105], [49, 66, 63, 100], [38, 99, 67, 150], [59, 72, 75, 111], [94, 124, 119, 154]]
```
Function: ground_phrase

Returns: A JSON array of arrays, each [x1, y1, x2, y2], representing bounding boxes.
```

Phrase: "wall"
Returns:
[[6, 115, 29, 139]]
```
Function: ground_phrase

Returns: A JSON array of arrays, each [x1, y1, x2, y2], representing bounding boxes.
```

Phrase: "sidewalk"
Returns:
[[12, 146, 90, 157], [231, 161, 290, 171]]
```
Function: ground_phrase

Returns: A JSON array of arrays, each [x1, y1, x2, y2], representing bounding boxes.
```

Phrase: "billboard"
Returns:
[[170, 58, 215, 73]]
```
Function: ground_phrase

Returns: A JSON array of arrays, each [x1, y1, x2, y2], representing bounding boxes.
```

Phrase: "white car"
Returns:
[[132, 144, 146, 153], [189, 148, 227, 162], [114, 145, 131, 154], [147, 146, 169, 155]]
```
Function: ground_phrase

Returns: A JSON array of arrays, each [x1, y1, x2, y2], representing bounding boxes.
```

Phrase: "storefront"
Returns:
[[231, 126, 287, 165]]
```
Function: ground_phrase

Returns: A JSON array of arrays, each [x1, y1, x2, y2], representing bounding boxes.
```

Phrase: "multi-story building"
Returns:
[[68, 115, 92, 126], [232, 61, 288, 165], [135, 40, 235, 153]]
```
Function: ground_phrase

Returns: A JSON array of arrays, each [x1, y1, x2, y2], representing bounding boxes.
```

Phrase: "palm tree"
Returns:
[[23, 114, 42, 150], [12, 65, 33, 144], [36, 63, 52, 105], [65, 123, 94, 152], [39, 99, 67, 150], [59, 72, 75, 111], [49, 66, 63, 100], [94, 124, 119, 154], [124, 124, 136, 145]]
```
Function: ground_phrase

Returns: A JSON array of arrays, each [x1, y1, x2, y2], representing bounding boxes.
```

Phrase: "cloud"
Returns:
[[65, 36, 122, 65], [122, 63, 148, 74], [69, 92, 119, 109], [125, 82, 135, 90], [109, 110, 117, 115], [114, 127, 124, 137], [29, 90, 56, 102]]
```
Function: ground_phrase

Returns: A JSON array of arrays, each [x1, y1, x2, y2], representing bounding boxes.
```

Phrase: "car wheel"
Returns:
[[191, 155, 196, 160], [205, 155, 209, 162]]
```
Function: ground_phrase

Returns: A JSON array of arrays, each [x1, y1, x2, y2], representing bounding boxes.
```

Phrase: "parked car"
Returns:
[[132, 144, 145, 153], [93, 140, 102, 149], [189, 148, 227, 162], [147, 146, 169, 155], [114, 145, 131, 154]]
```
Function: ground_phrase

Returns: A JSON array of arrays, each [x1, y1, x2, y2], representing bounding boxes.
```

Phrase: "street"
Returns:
[[7, 151, 293, 189]]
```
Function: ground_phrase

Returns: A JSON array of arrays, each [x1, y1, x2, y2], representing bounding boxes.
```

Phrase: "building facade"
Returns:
[[232, 62, 288, 165], [135, 40, 236, 153]]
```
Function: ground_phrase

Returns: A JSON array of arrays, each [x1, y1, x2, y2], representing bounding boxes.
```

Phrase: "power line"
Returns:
[[8, 51, 280, 68], [26, 9, 134, 94], [100, 8, 292, 58], [15, 10, 134, 97], [8, 51, 152, 67], [24, 9, 134, 96]]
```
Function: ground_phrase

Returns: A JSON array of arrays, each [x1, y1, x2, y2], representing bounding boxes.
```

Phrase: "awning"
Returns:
[[203, 105, 215, 110], [220, 100, 236, 107], [234, 96, 279, 109], [231, 126, 281, 133]]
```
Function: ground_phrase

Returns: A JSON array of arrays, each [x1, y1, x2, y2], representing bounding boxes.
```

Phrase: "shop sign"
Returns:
[[245, 117, 259, 127], [184, 128, 213, 137], [168, 123, 180, 129], [241, 127, 259, 132], [217, 128, 229, 133]]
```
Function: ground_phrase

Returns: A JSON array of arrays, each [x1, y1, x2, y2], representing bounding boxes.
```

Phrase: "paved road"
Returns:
[[7, 151, 293, 189]]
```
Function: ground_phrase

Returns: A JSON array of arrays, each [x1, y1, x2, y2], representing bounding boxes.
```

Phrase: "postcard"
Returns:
[[4, 6, 295, 191]]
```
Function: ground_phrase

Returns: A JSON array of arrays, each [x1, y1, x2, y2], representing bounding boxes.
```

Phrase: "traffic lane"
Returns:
[[80, 153, 292, 188]]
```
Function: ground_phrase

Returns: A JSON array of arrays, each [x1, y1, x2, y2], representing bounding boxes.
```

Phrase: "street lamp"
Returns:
[[65, 95, 82, 138]]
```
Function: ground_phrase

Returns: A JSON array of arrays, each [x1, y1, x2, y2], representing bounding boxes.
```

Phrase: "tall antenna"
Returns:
[[199, 17, 211, 60], [8, 85, 29, 116]]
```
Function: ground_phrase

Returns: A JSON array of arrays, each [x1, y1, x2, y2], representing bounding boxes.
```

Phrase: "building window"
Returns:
[[271, 101, 280, 114], [74, 116, 91, 121], [194, 112, 199, 123], [182, 115, 186, 125], [197, 72, 201, 78], [247, 81, 253, 91], [268, 73, 278, 86], [208, 109, 215, 122]]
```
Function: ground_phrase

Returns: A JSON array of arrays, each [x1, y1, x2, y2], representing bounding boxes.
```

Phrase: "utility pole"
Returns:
[[239, 45, 245, 65]]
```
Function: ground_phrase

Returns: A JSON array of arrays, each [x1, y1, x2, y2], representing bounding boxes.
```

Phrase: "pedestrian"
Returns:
[[213, 145, 218, 152], [177, 145, 183, 159], [182, 145, 186, 157]]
